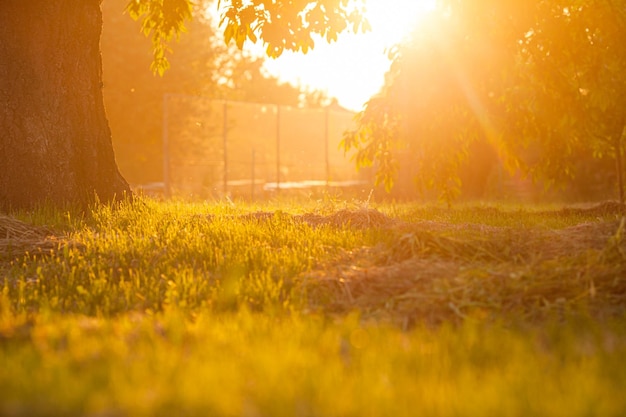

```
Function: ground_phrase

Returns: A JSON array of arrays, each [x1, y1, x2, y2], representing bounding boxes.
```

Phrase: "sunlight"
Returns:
[[363, 0, 437, 47], [260, 0, 438, 111]]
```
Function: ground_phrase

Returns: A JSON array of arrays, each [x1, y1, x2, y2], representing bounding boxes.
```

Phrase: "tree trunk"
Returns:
[[618, 126, 626, 206], [0, 0, 131, 211]]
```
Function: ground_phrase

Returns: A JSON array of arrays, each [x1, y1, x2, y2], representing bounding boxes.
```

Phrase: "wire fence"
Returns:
[[162, 94, 365, 200]]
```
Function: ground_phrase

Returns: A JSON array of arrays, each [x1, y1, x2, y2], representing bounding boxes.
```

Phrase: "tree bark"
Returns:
[[0, 0, 131, 211], [618, 126, 626, 206]]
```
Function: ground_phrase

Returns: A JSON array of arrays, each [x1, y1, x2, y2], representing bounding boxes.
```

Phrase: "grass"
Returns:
[[1, 198, 625, 416]]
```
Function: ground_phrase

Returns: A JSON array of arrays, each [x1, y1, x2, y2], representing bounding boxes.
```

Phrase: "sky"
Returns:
[[228, 0, 437, 111], [260, 31, 391, 112]]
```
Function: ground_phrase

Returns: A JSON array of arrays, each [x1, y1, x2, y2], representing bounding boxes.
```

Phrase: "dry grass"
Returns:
[[2, 202, 624, 327], [0, 214, 53, 239], [114, 203, 626, 326], [0, 214, 79, 260], [0, 214, 55, 257], [298, 205, 626, 327]]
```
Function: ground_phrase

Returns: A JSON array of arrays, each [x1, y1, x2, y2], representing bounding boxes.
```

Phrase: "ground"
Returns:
[[0, 199, 625, 416]]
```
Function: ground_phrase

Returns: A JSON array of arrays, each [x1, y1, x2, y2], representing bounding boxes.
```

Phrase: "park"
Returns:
[[1, 0, 625, 415]]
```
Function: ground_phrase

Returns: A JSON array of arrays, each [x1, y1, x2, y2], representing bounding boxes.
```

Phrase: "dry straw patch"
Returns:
[[0, 214, 68, 260], [300, 206, 626, 326]]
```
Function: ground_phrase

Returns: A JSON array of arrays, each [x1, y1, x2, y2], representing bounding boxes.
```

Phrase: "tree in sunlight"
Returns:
[[0, 0, 365, 210], [343, 5, 521, 202], [343, 0, 626, 203]]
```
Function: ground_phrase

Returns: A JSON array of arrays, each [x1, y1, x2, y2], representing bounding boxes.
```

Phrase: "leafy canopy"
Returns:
[[218, 0, 370, 57], [126, 0, 194, 75], [126, 0, 369, 74]]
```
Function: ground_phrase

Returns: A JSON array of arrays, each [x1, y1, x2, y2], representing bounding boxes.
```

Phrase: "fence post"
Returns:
[[325, 107, 330, 188], [276, 104, 281, 192], [162, 94, 171, 198], [223, 100, 228, 196]]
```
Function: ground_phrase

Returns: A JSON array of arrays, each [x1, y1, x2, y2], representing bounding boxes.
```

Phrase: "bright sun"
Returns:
[[363, 0, 437, 48], [260, 0, 438, 111]]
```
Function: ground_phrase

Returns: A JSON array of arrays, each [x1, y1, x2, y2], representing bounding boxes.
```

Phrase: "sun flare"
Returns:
[[362, 0, 437, 47]]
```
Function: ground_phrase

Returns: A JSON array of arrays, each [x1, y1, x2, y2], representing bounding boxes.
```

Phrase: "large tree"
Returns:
[[0, 0, 366, 211], [0, 1, 131, 211]]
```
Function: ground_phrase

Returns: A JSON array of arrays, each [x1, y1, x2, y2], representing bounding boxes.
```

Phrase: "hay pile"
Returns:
[[0, 214, 53, 239], [553, 200, 626, 216], [300, 214, 626, 326], [0, 215, 64, 260], [390, 219, 624, 261]]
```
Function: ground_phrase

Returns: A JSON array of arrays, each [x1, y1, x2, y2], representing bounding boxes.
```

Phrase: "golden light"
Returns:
[[362, 0, 437, 48], [260, 0, 439, 111]]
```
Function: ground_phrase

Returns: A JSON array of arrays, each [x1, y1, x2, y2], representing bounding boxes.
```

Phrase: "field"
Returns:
[[1, 198, 625, 416]]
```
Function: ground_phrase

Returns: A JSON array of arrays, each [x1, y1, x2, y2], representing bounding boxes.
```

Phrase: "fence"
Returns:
[[162, 94, 364, 199]]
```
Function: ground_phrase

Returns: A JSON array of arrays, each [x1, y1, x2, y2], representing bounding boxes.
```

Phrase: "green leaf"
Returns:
[[224, 23, 236, 44]]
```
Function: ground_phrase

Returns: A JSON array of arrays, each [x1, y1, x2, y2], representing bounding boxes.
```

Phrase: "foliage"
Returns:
[[218, 0, 370, 57], [344, 0, 626, 204], [0, 199, 625, 415], [343, 3, 523, 203], [125, 0, 194, 75], [344, 13, 486, 202], [500, 0, 626, 196], [125, 0, 369, 72]]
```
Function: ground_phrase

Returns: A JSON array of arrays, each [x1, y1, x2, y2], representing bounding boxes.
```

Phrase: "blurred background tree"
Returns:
[[343, 0, 625, 204], [102, 0, 329, 186], [508, 0, 626, 203]]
